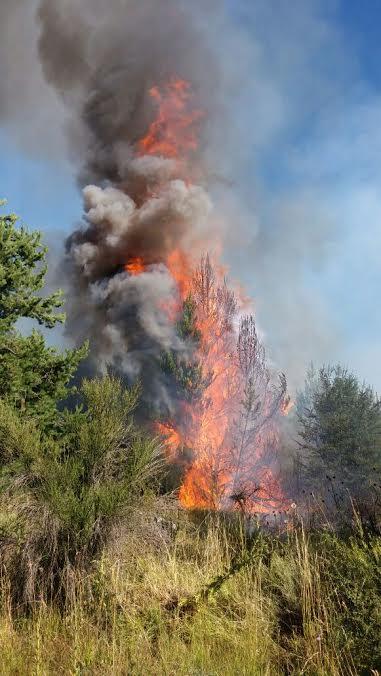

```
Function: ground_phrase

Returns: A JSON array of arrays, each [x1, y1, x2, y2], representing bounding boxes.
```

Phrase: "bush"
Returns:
[[0, 376, 163, 608]]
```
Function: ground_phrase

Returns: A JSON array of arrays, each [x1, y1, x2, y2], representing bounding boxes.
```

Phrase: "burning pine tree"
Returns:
[[159, 254, 289, 512], [65, 77, 290, 514]]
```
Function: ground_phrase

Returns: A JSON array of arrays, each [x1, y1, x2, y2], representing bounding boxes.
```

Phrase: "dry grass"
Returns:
[[0, 507, 378, 675]]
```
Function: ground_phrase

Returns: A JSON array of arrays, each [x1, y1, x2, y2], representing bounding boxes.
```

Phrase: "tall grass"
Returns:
[[0, 508, 379, 675]]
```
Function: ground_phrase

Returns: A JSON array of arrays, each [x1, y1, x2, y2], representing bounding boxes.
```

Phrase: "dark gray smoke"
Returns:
[[37, 0, 220, 186], [64, 178, 212, 405], [35, 0, 223, 406]]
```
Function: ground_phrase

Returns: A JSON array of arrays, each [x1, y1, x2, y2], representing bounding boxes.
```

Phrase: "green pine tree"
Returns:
[[0, 204, 87, 432], [297, 364, 381, 500], [160, 294, 208, 403], [159, 295, 210, 491]]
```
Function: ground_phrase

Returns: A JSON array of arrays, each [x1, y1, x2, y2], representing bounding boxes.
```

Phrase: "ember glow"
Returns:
[[128, 78, 290, 513]]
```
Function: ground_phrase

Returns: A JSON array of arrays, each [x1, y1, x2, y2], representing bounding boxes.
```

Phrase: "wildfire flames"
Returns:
[[125, 257, 147, 276], [125, 78, 290, 514], [138, 79, 204, 161]]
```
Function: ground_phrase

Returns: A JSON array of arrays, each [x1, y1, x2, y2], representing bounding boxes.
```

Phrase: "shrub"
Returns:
[[0, 376, 163, 608]]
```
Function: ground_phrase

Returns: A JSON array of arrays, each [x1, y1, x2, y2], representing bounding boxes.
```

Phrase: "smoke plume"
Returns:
[[0, 0, 349, 395], [37, 0, 220, 185], [32, 0, 225, 406]]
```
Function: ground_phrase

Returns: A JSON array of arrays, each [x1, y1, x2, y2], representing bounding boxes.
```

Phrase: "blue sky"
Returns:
[[1, 0, 381, 392], [336, 1, 381, 88], [0, 132, 80, 234]]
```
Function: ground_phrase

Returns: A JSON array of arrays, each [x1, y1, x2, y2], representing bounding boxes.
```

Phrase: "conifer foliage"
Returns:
[[297, 364, 381, 504], [0, 206, 87, 431]]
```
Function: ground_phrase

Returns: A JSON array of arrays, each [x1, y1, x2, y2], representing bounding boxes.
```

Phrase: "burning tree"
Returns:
[[229, 316, 288, 510], [159, 255, 289, 512], [60, 70, 290, 514]]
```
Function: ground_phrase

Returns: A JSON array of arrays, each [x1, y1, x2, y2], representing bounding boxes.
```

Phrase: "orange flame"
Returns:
[[166, 249, 194, 298], [138, 79, 204, 161], [125, 257, 147, 276], [173, 261, 286, 514], [156, 422, 183, 460]]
